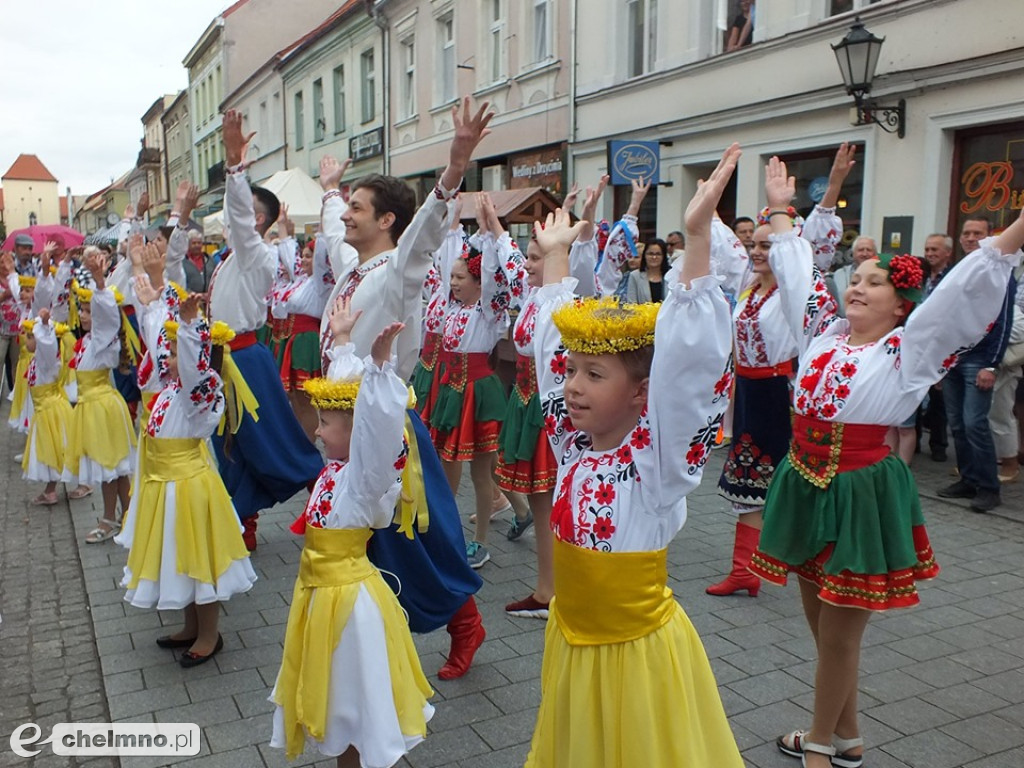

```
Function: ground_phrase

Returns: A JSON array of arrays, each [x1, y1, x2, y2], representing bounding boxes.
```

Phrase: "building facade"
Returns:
[[162, 90, 193, 203], [1, 155, 61, 229], [376, 0, 570, 201], [571, 0, 1024, 252]]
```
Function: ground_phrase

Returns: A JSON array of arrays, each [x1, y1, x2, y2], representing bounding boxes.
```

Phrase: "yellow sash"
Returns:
[[218, 349, 260, 435], [274, 527, 431, 759], [551, 539, 678, 646], [23, 382, 72, 473], [125, 437, 248, 588], [69, 369, 136, 470], [396, 408, 429, 538], [59, 331, 77, 391]]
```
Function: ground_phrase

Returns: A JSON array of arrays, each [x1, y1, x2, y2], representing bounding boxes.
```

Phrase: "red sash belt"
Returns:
[[289, 314, 321, 334], [514, 353, 537, 404], [735, 358, 797, 380], [789, 413, 890, 489], [419, 332, 441, 370], [229, 330, 260, 352], [439, 351, 493, 393]]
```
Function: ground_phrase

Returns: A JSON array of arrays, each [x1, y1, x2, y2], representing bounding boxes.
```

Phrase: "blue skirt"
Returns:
[[212, 342, 323, 520], [367, 409, 483, 633]]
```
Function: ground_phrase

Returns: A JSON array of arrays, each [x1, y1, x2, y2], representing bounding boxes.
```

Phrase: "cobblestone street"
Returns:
[[2, 395, 1023, 767]]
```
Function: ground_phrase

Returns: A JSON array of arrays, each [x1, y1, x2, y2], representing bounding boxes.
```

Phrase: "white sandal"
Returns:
[[85, 518, 120, 544], [801, 740, 836, 768], [778, 730, 863, 768]]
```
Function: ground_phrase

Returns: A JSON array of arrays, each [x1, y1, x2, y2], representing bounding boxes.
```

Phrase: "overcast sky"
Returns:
[[0, 0, 230, 197]]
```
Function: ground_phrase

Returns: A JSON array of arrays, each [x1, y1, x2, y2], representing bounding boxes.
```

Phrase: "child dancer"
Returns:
[[754, 163, 1024, 768], [7, 275, 35, 435], [428, 192, 514, 568], [21, 311, 75, 505], [116, 286, 257, 667], [523, 147, 745, 767], [271, 299, 432, 767]]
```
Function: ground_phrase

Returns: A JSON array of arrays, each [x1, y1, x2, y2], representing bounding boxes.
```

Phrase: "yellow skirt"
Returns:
[[525, 540, 744, 768], [67, 369, 136, 475], [8, 341, 33, 432], [23, 382, 73, 479], [273, 527, 433, 761]]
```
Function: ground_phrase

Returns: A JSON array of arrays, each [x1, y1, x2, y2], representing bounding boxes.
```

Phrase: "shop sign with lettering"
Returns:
[[954, 126, 1024, 232], [607, 140, 660, 185], [350, 128, 384, 161], [509, 146, 565, 192]]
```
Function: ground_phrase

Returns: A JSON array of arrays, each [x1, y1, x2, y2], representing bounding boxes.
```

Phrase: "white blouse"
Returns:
[[422, 226, 467, 338], [303, 345, 409, 530], [440, 231, 515, 354], [71, 287, 121, 372], [277, 238, 334, 320], [533, 275, 733, 553], [27, 319, 61, 387]]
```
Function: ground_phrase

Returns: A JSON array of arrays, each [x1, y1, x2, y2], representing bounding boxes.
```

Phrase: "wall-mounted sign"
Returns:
[[607, 140, 660, 185], [509, 145, 565, 194], [350, 128, 384, 161]]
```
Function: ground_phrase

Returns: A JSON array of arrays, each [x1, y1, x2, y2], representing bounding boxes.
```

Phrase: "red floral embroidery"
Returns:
[[593, 516, 616, 540], [630, 426, 651, 450], [595, 482, 615, 505], [686, 442, 706, 465]]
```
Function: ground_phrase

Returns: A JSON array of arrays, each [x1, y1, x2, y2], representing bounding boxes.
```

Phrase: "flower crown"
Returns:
[[74, 282, 125, 305], [20, 318, 70, 336], [461, 250, 482, 279], [876, 253, 924, 305], [552, 296, 660, 354], [303, 377, 362, 411], [162, 319, 236, 346], [18, 275, 36, 288], [756, 206, 806, 232]]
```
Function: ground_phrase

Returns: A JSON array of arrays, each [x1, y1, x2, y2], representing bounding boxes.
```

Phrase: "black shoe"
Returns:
[[931, 448, 947, 462], [179, 635, 223, 668], [970, 491, 1001, 513], [937, 480, 977, 499], [156, 634, 197, 649]]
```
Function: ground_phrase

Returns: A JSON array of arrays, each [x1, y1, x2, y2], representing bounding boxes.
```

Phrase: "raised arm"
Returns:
[[222, 110, 276, 273], [595, 178, 648, 295]]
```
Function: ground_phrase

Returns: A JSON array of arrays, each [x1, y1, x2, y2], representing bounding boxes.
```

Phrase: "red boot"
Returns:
[[438, 596, 486, 680], [241, 513, 259, 552], [706, 521, 761, 597]]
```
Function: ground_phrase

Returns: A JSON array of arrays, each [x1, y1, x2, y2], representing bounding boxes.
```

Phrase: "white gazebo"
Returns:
[[203, 167, 324, 237]]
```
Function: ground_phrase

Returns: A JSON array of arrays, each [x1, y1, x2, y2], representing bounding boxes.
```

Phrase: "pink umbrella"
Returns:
[[2, 224, 86, 252]]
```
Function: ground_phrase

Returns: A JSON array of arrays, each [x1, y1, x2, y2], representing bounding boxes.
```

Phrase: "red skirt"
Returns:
[[430, 351, 505, 462]]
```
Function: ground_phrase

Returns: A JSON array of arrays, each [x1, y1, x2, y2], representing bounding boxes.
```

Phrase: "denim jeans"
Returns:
[[943, 361, 999, 493]]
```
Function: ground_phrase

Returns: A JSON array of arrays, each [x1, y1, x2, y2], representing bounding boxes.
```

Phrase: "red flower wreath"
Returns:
[[462, 252, 482, 278]]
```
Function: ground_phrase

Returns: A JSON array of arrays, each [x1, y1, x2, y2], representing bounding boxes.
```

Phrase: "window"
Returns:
[[294, 91, 304, 149], [829, 0, 884, 15], [488, 0, 505, 83], [313, 78, 325, 142], [361, 50, 375, 123], [333, 65, 346, 133], [438, 14, 456, 104], [400, 37, 416, 119], [627, 0, 657, 77], [532, 0, 552, 63], [259, 100, 267, 142]]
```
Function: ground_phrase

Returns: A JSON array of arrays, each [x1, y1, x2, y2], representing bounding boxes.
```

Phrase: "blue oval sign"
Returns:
[[608, 140, 660, 185]]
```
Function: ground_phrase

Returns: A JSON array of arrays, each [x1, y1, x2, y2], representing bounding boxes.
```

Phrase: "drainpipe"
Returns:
[[567, 0, 578, 185], [369, 1, 390, 175]]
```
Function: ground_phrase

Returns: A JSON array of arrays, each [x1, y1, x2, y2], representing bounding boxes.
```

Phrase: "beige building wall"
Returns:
[[382, 0, 570, 191], [572, 0, 1024, 247], [163, 91, 193, 202], [2, 178, 60, 229]]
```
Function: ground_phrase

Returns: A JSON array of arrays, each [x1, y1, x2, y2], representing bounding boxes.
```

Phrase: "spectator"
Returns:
[[732, 216, 755, 254], [726, 0, 755, 51], [666, 230, 685, 262], [183, 230, 216, 293], [625, 238, 669, 303], [920, 234, 956, 461]]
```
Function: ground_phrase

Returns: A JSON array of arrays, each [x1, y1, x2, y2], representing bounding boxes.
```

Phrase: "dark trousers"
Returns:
[[923, 384, 947, 452], [944, 362, 999, 493]]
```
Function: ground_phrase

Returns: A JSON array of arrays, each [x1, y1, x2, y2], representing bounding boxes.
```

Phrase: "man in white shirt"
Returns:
[[317, 97, 494, 680], [209, 109, 324, 550]]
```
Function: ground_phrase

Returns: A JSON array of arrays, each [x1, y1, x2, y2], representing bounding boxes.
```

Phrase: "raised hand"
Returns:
[[371, 322, 405, 368], [449, 195, 465, 231], [821, 142, 857, 208], [578, 174, 610, 241], [278, 204, 295, 238], [685, 144, 741, 237], [0, 251, 13, 278], [41, 241, 57, 272], [440, 97, 495, 190], [141, 243, 166, 287], [84, 250, 108, 288], [562, 182, 581, 212], [534, 208, 587, 257], [124, 203, 136, 220], [179, 293, 203, 324], [764, 156, 796, 211], [328, 295, 363, 345], [222, 109, 256, 168], [133, 274, 160, 306], [626, 177, 652, 218], [128, 234, 145, 271], [176, 181, 200, 220], [319, 155, 352, 191], [38, 308, 50, 325]]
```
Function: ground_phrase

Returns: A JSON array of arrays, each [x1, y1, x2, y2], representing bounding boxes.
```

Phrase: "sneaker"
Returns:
[[505, 595, 549, 619], [937, 479, 977, 499], [466, 541, 491, 569], [506, 512, 534, 541], [970, 490, 1001, 513]]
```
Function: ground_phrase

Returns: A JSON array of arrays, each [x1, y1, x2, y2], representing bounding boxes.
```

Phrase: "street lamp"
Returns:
[[831, 18, 906, 138]]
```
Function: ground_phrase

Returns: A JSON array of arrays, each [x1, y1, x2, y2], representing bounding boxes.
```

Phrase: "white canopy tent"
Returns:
[[202, 167, 324, 237]]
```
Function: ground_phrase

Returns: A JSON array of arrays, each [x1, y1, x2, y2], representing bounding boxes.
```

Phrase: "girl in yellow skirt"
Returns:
[[270, 298, 432, 766], [428, 192, 516, 568], [20, 311, 75, 505], [524, 147, 745, 768], [116, 287, 257, 667], [7, 275, 36, 435], [66, 251, 137, 543]]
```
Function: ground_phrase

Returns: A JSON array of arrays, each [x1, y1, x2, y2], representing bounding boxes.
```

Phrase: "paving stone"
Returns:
[[882, 729, 984, 768]]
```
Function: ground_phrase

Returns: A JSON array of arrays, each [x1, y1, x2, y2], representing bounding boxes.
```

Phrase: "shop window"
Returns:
[[627, 0, 658, 78], [949, 122, 1024, 239], [775, 145, 866, 251]]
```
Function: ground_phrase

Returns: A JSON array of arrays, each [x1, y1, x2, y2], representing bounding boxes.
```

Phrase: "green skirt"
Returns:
[[431, 374, 507, 431], [498, 390, 544, 463]]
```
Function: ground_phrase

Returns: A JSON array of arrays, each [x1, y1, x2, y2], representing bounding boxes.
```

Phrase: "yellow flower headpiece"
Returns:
[[552, 296, 660, 354], [210, 320, 236, 347], [168, 281, 188, 301], [303, 377, 361, 411], [18, 275, 36, 288], [73, 282, 125, 305], [20, 319, 70, 336]]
